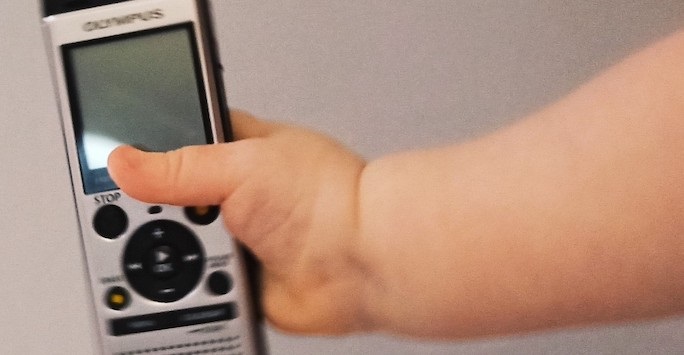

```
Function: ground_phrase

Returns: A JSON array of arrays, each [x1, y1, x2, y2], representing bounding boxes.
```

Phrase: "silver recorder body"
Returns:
[[42, 0, 262, 353]]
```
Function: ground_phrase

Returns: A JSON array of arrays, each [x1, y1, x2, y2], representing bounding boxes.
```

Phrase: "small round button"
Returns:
[[184, 206, 220, 226], [106, 286, 130, 311], [93, 204, 128, 239], [207, 271, 232, 295]]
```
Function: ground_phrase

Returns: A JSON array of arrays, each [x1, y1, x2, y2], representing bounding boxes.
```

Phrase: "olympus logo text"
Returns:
[[83, 9, 164, 32]]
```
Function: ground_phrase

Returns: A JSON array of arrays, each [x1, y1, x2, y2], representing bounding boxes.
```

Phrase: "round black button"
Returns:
[[93, 204, 128, 239], [106, 286, 130, 311], [207, 271, 232, 295], [123, 220, 204, 303], [184, 206, 220, 226]]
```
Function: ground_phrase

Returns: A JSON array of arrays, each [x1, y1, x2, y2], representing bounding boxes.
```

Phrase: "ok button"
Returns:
[[148, 245, 180, 280]]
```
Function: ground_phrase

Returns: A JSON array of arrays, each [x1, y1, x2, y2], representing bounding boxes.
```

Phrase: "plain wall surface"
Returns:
[[2, 0, 684, 353]]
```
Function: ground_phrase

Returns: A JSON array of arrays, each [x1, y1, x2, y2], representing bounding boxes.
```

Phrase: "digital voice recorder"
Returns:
[[42, 0, 264, 353]]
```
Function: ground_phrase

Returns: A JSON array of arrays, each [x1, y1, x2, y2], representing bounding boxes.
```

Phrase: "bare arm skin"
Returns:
[[109, 30, 684, 339]]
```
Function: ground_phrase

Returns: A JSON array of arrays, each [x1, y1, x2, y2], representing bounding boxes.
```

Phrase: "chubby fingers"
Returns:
[[230, 109, 287, 139]]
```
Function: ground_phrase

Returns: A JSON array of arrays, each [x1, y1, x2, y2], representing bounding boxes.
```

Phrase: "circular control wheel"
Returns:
[[123, 220, 204, 303]]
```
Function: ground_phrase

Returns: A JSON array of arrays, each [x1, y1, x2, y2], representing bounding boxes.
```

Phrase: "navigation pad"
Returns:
[[123, 219, 204, 303]]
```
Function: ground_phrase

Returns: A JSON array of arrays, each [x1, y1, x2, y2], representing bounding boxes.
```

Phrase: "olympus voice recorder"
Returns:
[[42, 0, 264, 353]]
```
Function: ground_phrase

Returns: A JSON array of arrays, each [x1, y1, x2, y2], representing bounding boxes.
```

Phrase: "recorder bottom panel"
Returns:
[[109, 302, 237, 336], [114, 335, 243, 355]]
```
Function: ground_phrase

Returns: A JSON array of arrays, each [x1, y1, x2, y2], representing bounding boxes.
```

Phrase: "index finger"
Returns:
[[230, 109, 288, 140]]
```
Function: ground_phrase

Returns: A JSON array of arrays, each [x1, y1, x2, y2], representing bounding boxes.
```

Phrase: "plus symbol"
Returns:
[[152, 228, 165, 239]]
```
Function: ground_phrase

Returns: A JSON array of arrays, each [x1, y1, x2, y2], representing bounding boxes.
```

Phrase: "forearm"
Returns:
[[108, 30, 684, 339], [358, 30, 684, 338]]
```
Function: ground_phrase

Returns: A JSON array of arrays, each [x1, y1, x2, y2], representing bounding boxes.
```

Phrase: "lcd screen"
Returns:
[[63, 24, 210, 194]]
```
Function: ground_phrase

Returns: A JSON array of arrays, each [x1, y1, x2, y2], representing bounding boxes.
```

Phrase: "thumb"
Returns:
[[107, 110, 280, 206], [107, 144, 237, 206]]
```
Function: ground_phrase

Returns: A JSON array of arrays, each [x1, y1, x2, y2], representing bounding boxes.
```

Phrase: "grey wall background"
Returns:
[[1, 0, 684, 353]]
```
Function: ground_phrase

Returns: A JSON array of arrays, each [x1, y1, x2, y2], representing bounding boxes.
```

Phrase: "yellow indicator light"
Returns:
[[110, 294, 125, 305]]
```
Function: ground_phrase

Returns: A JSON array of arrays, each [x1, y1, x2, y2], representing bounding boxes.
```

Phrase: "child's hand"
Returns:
[[108, 110, 372, 334]]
